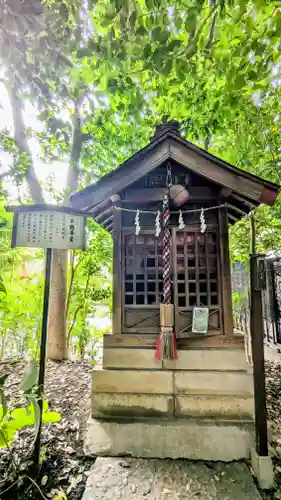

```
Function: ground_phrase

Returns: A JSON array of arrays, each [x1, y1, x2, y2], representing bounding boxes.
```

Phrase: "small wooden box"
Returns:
[[160, 304, 174, 327]]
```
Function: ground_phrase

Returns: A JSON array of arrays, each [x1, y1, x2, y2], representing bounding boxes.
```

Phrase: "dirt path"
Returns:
[[0, 358, 281, 499]]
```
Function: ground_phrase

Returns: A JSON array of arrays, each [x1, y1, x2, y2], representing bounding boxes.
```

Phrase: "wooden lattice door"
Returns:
[[122, 228, 221, 335], [172, 228, 221, 337], [122, 231, 162, 333]]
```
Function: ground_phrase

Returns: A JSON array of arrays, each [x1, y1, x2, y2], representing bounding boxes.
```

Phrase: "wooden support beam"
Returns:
[[112, 195, 122, 335], [227, 203, 248, 216], [90, 199, 112, 218], [228, 213, 238, 223], [95, 207, 114, 222], [122, 186, 217, 203], [101, 215, 113, 228], [218, 205, 233, 336], [231, 193, 257, 209], [250, 213, 256, 254], [250, 254, 268, 456]]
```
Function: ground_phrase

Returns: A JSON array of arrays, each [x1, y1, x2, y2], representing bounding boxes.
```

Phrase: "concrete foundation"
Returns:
[[251, 448, 274, 490], [84, 418, 255, 461], [88, 346, 256, 462]]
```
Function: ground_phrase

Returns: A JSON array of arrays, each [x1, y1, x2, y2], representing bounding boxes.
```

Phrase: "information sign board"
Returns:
[[12, 210, 86, 250]]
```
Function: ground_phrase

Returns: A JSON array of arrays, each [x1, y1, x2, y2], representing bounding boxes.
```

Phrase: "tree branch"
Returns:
[[9, 77, 45, 204], [67, 305, 83, 343], [65, 250, 80, 319]]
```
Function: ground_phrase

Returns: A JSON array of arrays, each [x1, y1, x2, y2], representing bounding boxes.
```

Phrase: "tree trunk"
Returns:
[[47, 248, 68, 360], [47, 103, 84, 359], [10, 78, 45, 203]]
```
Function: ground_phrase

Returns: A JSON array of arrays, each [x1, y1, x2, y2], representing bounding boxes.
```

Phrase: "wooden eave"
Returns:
[[71, 131, 279, 230]]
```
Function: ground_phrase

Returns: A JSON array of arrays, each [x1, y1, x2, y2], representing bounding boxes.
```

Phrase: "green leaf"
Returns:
[[145, 0, 154, 9], [136, 26, 147, 36], [163, 58, 173, 76], [107, 78, 118, 92], [0, 422, 17, 448], [20, 360, 38, 392], [128, 10, 137, 28], [185, 10, 197, 32], [143, 43, 151, 59], [167, 40, 182, 53], [158, 30, 170, 44], [43, 411, 61, 424], [0, 281, 7, 295], [0, 373, 9, 387], [0, 389, 7, 421], [151, 27, 162, 42], [10, 406, 35, 428]]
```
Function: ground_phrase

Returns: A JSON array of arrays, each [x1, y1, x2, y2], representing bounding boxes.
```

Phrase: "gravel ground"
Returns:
[[82, 457, 261, 500]]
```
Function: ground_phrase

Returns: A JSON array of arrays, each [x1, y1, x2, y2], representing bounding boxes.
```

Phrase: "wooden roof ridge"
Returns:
[[70, 130, 279, 211]]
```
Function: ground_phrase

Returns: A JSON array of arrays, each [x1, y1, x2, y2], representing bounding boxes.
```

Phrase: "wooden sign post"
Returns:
[[6, 204, 87, 468]]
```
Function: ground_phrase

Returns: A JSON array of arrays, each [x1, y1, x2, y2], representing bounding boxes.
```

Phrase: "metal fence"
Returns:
[[263, 254, 281, 349], [232, 264, 250, 334], [232, 254, 281, 354], [232, 263, 251, 359]]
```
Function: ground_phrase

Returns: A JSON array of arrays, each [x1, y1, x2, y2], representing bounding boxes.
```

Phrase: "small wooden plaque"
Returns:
[[192, 307, 209, 333], [160, 304, 174, 327]]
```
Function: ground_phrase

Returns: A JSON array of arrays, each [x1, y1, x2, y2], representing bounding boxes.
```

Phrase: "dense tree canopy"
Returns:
[[0, 0, 280, 358]]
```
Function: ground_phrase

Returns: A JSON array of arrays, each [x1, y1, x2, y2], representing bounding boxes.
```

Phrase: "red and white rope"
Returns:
[[162, 193, 171, 305]]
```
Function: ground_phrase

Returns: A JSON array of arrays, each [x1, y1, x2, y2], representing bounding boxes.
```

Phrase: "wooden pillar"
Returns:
[[218, 205, 233, 336], [250, 212, 256, 254], [111, 195, 122, 335], [250, 254, 268, 456]]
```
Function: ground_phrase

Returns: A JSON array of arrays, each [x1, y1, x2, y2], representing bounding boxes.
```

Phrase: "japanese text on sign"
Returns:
[[13, 211, 86, 250]]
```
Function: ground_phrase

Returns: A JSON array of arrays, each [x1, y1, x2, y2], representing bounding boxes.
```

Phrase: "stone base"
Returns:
[[84, 418, 255, 461], [251, 448, 274, 490]]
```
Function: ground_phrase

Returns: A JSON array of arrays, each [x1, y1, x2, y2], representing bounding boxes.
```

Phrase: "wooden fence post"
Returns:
[[250, 253, 268, 456]]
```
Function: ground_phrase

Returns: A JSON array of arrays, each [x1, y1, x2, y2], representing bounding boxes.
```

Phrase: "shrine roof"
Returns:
[[70, 124, 279, 231]]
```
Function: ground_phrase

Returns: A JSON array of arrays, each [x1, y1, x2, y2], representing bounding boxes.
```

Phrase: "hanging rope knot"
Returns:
[[178, 210, 185, 230], [166, 162, 172, 188], [155, 210, 161, 237], [200, 208, 207, 233], [134, 209, 140, 235]]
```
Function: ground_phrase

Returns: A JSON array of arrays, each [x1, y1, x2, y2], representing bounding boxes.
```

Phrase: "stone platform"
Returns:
[[88, 346, 255, 461], [84, 417, 254, 461]]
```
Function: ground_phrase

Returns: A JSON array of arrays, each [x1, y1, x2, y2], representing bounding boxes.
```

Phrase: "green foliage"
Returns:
[[0, 370, 60, 449], [230, 206, 281, 265], [0, 400, 61, 448], [0, 272, 43, 359], [67, 220, 112, 357], [1, 0, 281, 361]]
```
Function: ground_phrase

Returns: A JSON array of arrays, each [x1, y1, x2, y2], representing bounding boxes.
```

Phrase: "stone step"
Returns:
[[103, 347, 250, 371], [93, 369, 173, 394], [84, 417, 255, 461], [174, 370, 254, 396], [92, 392, 254, 420], [175, 394, 254, 419], [92, 369, 254, 396]]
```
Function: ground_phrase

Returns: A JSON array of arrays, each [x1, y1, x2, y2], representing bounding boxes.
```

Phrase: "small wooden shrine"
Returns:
[[71, 121, 279, 463]]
